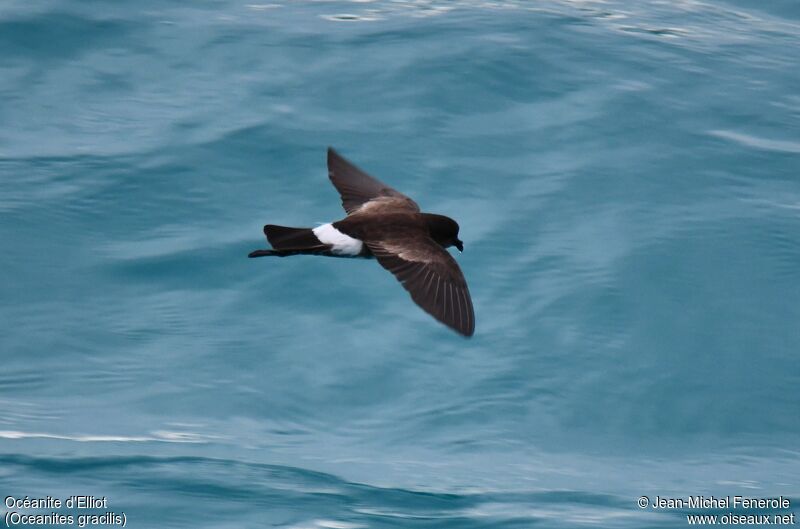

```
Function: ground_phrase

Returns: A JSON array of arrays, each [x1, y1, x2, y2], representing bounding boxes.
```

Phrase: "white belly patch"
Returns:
[[312, 223, 364, 256]]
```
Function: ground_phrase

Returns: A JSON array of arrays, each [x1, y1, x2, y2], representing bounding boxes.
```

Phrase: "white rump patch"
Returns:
[[312, 223, 364, 256]]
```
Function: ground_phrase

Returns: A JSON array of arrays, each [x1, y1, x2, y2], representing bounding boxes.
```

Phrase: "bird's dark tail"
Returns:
[[248, 224, 330, 258]]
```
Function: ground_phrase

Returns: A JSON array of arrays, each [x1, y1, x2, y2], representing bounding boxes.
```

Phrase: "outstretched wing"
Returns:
[[365, 237, 475, 337], [327, 147, 419, 215]]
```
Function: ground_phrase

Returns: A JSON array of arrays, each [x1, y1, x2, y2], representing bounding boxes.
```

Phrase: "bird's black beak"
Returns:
[[454, 239, 464, 252]]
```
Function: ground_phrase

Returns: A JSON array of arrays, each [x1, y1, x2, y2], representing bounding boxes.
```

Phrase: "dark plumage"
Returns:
[[249, 148, 475, 337]]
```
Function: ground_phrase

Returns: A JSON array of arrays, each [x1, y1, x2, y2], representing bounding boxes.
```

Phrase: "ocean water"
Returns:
[[1, 0, 799, 527]]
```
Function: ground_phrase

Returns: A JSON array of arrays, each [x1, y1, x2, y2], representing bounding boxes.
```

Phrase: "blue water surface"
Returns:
[[1, 0, 799, 527]]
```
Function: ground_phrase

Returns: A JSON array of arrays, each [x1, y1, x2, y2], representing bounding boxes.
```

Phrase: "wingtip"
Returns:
[[327, 147, 337, 172]]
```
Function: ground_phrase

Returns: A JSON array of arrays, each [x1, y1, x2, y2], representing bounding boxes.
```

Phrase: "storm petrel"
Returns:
[[249, 148, 475, 337]]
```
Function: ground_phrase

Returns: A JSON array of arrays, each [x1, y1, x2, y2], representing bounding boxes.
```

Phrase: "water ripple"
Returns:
[[709, 129, 800, 154]]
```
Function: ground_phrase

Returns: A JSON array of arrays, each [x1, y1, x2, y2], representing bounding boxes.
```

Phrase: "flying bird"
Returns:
[[249, 148, 475, 337]]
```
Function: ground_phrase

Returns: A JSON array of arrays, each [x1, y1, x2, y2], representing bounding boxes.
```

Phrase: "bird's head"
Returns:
[[423, 214, 464, 252]]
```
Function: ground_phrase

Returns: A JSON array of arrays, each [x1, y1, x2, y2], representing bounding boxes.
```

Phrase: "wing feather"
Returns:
[[327, 148, 420, 214], [365, 237, 475, 337]]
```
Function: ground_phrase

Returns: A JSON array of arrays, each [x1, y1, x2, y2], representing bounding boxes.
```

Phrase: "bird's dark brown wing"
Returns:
[[364, 237, 475, 337], [327, 147, 419, 215]]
